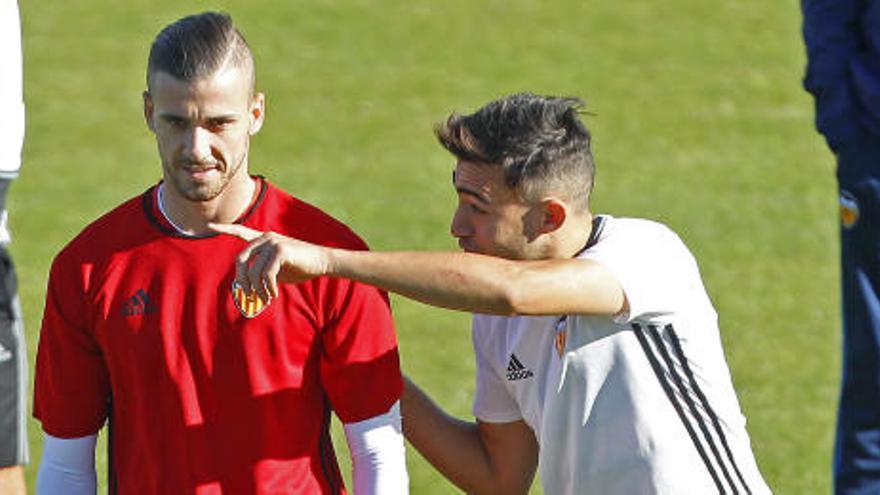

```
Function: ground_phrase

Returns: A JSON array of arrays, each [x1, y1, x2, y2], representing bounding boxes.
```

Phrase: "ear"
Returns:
[[143, 91, 155, 133], [539, 199, 567, 234], [248, 92, 266, 135]]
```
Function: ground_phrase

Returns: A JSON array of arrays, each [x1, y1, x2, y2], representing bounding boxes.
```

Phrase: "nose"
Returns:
[[182, 126, 212, 162], [450, 205, 472, 239]]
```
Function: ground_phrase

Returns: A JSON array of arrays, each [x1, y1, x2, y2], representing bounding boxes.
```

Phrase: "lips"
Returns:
[[178, 157, 220, 170], [183, 164, 219, 172], [180, 163, 221, 178]]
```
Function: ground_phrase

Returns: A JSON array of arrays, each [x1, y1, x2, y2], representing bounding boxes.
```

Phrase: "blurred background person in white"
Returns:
[[0, 1, 28, 494]]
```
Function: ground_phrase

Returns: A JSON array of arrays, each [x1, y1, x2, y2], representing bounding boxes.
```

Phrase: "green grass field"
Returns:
[[16, 0, 835, 493]]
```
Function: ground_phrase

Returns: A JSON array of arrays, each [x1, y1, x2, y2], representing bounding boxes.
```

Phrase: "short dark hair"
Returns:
[[436, 93, 596, 210], [146, 11, 254, 90]]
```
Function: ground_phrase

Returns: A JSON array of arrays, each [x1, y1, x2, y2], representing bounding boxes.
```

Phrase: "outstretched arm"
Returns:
[[209, 224, 625, 316], [402, 378, 537, 495]]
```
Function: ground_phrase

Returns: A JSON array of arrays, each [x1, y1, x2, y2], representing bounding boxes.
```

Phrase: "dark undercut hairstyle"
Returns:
[[146, 11, 255, 91], [436, 92, 596, 211]]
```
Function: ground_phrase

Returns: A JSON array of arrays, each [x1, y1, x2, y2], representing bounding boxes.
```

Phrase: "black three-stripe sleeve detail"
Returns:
[[646, 325, 738, 494], [665, 325, 752, 494], [631, 323, 726, 493]]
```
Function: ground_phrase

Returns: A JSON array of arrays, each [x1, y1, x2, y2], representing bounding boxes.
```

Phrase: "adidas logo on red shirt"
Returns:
[[121, 289, 157, 317]]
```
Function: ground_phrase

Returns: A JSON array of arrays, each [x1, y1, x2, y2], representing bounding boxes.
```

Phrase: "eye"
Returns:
[[456, 191, 490, 215], [468, 203, 488, 214], [161, 116, 189, 130], [206, 118, 235, 132]]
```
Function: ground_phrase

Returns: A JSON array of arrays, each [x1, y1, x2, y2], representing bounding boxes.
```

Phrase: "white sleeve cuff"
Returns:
[[343, 401, 409, 494]]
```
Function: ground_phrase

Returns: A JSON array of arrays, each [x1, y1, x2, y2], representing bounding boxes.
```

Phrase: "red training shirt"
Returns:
[[34, 177, 403, 494]]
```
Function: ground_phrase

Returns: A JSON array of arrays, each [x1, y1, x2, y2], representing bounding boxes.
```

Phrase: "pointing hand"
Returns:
[[209, 223, 332, 302]]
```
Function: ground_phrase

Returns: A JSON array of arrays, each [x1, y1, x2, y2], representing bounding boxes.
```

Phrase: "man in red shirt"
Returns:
[[32, 12, 407, 494]]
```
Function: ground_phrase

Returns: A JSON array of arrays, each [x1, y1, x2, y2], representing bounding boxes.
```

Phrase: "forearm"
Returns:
[[343, 402, 409, 494], [330, 250, 519, 314], [401, 378, 511, 494], [329, 249, 623, 316], [0, 466, 26, 495], [36, 434, 97, 495]]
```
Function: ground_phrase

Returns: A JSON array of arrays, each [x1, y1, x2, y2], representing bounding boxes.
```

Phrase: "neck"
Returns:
[[553, 212, 594, 259], [158, 175, 256, 236]]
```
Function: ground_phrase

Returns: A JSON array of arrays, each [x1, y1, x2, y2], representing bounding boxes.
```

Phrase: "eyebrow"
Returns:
[[452, 171, 490, 204], [157, 112, 239, 123], [157, 112, 187, 122]]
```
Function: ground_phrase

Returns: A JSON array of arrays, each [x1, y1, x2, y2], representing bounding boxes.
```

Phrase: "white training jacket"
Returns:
[[0, 0, 25, 179]]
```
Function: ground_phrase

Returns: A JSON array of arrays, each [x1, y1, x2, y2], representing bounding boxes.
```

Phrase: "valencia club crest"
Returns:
[[554, 315, 568, 358], [232, 281, 270, 318], [840, 190, 859, 230]]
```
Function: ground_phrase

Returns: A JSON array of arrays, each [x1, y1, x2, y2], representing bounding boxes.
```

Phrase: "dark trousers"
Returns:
[[836, 134, 880, 493], [0, 244, 25, 467]]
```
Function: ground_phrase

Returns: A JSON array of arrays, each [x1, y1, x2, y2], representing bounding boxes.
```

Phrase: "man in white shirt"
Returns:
[[214, 93, 772, 494]]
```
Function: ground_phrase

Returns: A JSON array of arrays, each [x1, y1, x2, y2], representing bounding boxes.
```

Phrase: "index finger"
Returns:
[[208, 222, 263, 242]]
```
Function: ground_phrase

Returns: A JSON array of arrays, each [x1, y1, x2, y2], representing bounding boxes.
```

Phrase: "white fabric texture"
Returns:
[[471, 216, 771, 495], [36, 433, 97, 495], [343, 400, 409, 494], [0, 0, 24, 177]]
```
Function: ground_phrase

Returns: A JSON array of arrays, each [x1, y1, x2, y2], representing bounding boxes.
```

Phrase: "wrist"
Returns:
[[323, 247, 342, 277]]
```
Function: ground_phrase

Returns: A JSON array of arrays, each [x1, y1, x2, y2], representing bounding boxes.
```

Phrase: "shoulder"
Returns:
[[600, 216, 678, 238], [52, 192, 150, 272], [254, 180, 369, 251], [583, 215, 700, 279], [589, 216, 688, 253]]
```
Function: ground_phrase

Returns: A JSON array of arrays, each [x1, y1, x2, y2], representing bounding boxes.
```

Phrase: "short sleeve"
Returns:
[[471, 317, 522, 423], [320, 278, 403, 424], [583, 220, 699, 323], [33, 252, 111, 437]]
